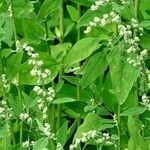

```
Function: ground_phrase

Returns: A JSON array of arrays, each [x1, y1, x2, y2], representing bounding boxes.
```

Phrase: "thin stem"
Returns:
[[134, 0, 139, 19], [44, 18, 51, 54], [10, 0, 17, 48], [76, 4, 81, 102], [10, 122, 16, 145], [117, 105, 121, 150], [20, 121, 23, 143], [133, 0, 139, 107], [76, 4, 81, 127], [57, 0, 64, 131]]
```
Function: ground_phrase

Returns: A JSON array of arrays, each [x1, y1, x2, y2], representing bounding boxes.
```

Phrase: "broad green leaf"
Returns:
[[107, 45, 139, 104], [102, 72, 117, 111], [6, 52, 23, 80], [81, 52, 108, 88], [77, 3, 112, 28], [57, 121, 68, 146], [52, 97, 76, 104], [9, 143, 22, 150], [74, 113, 114, 140], [139, 0, 150, 20], [57, 84, 92, 102], [22, 92, 33, 109], [36, 119, 45, 132], [23, 18, 45, 43], [51, 42, 72, 62], [7, 94, 23, 117], [140, 20, 150, 29], [13, 0, 34, 18], [128, 116, 146, 150], [120, 107, 147, 116], [20, 52, 59, 85], [63, 76, 80, 86], [33, 138, 48, 150], [38, 0, 60, 19], [66, 38, 100, 66], [67, 5, 78, 22]]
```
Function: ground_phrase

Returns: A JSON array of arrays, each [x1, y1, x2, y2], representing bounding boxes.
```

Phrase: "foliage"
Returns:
[[0, 0, 150, 150]]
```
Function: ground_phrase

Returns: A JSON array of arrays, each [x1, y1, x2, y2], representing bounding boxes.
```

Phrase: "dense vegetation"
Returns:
[[0, 0, 150, 149]]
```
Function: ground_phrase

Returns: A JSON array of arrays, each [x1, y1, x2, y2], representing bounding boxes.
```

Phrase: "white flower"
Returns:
[[0, 107, 5, 113], [84, 26, 92, 34], [22, 140, 30, 148]]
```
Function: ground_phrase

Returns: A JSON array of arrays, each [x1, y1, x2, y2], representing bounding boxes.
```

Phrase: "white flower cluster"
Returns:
[[22, 140, 36, 148], [96, 133, 114, 145], [16, 40, 21, 52], [91, 0, 110, 11], [127, 49, 148, 67], [43, 123, 55, 139], [141, 94, 150, 111], [84, 11, 120, 34], [117, 18, 147, 68], [56, 143, 64, 150], [0, 107, 6, 119], [1, 74, 9, 89], [120, 0, 129, 5], [113, 114, 117, 124], [20, 112, 32, 124], [23, 44, 51, 84], [70, 130, 97, 150], [0, 101, 13, 120], [146, 69, 150, 88], [22, 140, 30, 148], [70, 130, 116, 150], [37, 98, 48, 119], [12, 78, 19, 86], [34, 86, 55, 103]]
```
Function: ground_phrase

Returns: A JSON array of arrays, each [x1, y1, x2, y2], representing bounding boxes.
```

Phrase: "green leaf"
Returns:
[[51, 42, 72, 62], [128, 116, 146, 150], [57, 121, 68, 146], [140, 20, 150, 29], [107, 45, 139, 104], [66, 38, 100, 66], [63, 76, 79, 86], [77, 3, 112, 28], [33, 138, 48, 150], [74, 113, 114, 140], [20, 52, 58, 85], [7, 94, 23, 117], [22, 92, 33, 109], [120, 107, 147, 116], [81, 52, 108, 88], [67, 5, 78, 22], [38, 0, 60, 19], [23, 18, 45, 43], [6, 52, 23, 80], [52, 97, 76, 104]]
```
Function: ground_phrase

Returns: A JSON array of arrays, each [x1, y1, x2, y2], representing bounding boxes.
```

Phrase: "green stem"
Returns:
[[10, 122, 16, 145], [10, 0, 17, 48], [59, 0, 64, 42], [76, 4, 81, 102], [134, 0, 139, 19], [76, 4, 81, 127], [44, 18, 51, 54], [57, 0, 64, 131], [20, 121, 23, 143], [117, 105, 121, 150], [133, 0, 139, 107]]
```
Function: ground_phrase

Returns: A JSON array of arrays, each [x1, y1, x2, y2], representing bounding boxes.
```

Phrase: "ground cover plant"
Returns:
[[0, 0, 150, 149]]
